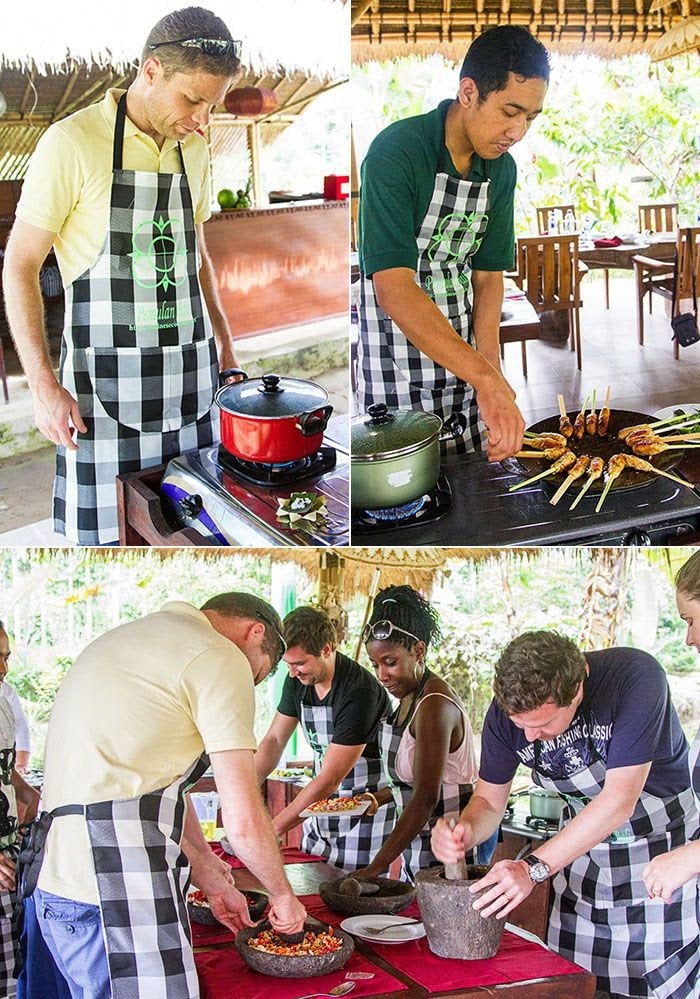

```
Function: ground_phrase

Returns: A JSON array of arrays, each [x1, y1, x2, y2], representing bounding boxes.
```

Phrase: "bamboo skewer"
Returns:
[[509, 451, 577, 492], [573, 396, 590, 440], [569, 457, 605, 510], [557, 394, 573, 438], [621, 455, 694, 489], [595, 455, 626, 513], [550, 456, 590, 506], [514, 447, 566, 460], [597, 385, 611, 437]]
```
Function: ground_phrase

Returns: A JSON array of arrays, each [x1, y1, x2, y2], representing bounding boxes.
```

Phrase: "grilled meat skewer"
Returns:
[[515, 447, 567, 461], [557, 394, 573, 438], [523, 431, 568, 449], [550, 455, 590, 506], [595, 454, 627, 513], [573, 396, 589, 440], [585, 389, 598, 436], [569, 457, 605, 510], [509, 450, 577, 493], [621, 454, 693, 489], [597, 386, 611, 437]]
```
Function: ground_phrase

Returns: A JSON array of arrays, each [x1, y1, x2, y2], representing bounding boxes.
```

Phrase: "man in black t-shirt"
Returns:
[[254, 606, 395, 870], [431, 631, 699, 999]]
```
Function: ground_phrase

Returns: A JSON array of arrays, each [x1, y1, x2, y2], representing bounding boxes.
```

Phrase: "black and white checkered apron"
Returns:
[[299, 701, 396, 871], [644, 730, 700, 999], [357, 173, 490, 454], [378, 707, 474, 883], [47, 752, 210, 998], [0, 722, 19, 994], [536, 734, 699, 997], [54, 93, 218, 544]]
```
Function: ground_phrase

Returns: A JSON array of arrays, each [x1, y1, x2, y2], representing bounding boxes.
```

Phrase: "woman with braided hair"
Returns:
[[353, 585, 493, 883]]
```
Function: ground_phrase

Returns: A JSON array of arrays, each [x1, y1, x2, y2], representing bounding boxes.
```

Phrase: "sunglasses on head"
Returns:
[[148, 37, 242, 59], [255, 610, 286, 669], [361, 620, 421, 645]]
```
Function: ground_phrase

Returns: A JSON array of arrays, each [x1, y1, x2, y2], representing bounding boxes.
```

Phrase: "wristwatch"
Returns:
[[522, 854, 551, 883]]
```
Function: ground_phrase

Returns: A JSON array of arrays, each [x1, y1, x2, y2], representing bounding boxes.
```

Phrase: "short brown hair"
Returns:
[[200, 592, 283, 663], [675, 551, 700, 602], [283, 607, 337, 657], [142, 6, 240, 80], [493, 631, 587, 715]]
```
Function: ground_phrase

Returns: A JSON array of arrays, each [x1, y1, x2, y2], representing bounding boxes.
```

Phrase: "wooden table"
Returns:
[[578, 234, 676, 271], [201, 860, 596, 999]]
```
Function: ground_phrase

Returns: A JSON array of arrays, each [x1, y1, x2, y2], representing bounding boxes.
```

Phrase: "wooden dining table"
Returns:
[[193, 852, 596, 999], [578, 233, 676, 271]]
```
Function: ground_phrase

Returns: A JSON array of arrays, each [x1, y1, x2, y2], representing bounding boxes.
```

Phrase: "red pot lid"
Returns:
[[216, 373, 329, 419]]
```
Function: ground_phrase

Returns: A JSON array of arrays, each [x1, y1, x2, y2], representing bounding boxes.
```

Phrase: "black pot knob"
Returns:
[[367, 403, 395, 426], [260, 374, 283, 394]]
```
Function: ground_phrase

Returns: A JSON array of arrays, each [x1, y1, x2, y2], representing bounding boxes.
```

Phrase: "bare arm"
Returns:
[[196, 223, 240, 374], [272, 742, 366, 836], [3, 219, 87, 449], [359, 696, 465, 877], [210, 747, 306, 934], [372, 268, 524, 461], [471, 269, 507, 372], [254, 713, 299, 785], [14, 751, 30, 774], [11, 769, 40, 825]]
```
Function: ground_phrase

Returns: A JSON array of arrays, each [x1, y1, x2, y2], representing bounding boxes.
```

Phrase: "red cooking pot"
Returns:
[[216, 370, 333, 463]]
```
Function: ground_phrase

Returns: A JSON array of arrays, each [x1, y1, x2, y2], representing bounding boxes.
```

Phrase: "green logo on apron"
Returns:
[[129, 215, 188, 291], [427, 211, 486, 262]]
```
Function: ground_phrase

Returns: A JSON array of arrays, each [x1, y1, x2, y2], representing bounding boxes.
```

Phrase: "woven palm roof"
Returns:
[[351, 0, 699, 60]]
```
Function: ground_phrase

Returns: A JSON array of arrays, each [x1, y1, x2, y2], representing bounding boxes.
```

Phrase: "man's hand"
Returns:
[[475, 373, 525, 462], [267, 892, 307, 935], [0, 854, 16, 892], [643, 843, 700, 903], [32, 375, 87, 450], [469, 859, 534, 920], [430, 817, 475, 864], [206, 883, 256, 933]]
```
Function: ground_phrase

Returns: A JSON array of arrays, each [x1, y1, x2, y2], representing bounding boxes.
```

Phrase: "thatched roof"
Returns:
[[351, 0, 700, 61]]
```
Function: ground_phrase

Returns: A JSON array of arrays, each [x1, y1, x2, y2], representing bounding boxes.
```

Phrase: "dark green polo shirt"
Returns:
[[359, 99, 516, 278]]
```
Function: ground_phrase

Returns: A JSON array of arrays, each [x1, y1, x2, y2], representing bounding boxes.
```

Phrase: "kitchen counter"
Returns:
[[203, 200, 349, 337]]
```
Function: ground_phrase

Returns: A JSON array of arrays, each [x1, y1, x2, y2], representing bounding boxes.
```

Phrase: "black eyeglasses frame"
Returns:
[[148, 37, 242, 59]]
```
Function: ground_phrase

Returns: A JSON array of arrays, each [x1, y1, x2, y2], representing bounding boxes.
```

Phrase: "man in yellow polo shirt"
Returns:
[[23, 592, 306, 997], [3, 7, 242, 545]]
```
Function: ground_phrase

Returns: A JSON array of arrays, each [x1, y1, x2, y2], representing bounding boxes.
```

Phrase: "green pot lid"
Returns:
[[351, 404, 441, 460], [217, 373, 328, 419]]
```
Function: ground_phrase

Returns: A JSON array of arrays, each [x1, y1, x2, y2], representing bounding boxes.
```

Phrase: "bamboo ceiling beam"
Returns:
[[53, 67, 81, 120]]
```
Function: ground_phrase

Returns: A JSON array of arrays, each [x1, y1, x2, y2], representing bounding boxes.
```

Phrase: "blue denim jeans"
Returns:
[[34, 889, 110, 999], [17, 894, 72, 999], [475, 829, 499, 865]]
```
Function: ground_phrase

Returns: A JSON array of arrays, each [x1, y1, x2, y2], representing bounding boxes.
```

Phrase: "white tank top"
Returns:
[[394, 691, 478, 786]]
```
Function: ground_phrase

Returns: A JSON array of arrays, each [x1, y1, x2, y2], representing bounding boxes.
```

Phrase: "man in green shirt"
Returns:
[[357, 26, 550, 461]]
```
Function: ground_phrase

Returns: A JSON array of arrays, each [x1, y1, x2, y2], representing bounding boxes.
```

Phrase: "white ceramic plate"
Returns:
[[652, 404, 700, 421], [299, 799, 370, 818], [340, 914, 425, 944], [269, 769, 309, 782]]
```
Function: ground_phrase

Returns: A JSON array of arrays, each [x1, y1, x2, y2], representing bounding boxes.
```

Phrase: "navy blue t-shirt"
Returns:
[[480, 648, 690, 797]]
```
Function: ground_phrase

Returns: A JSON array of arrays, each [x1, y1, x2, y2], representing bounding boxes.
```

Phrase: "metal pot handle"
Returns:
[[218, 368, 248, 387], [297, 405, 333, 437], [440, 412, 467, 441]]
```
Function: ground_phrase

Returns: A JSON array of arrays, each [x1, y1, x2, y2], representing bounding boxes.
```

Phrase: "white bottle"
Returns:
[[564, 209, 576, 234]]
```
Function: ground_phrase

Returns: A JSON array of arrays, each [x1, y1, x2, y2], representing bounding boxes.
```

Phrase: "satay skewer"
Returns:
[[573, 396, 590, 440], [595, 454, 627, 513], [618, 414, 700, 441], [569, 456, 605, 510], [550, 455, 590, 506], [557, 395, 573, 438], [597, 386, 611, 437], [585, 389, 598, 436], [509, 450, 577, 492], [523, 431, 568, 449], [631, 438, 700, 457], [621, 454, 694, 489], [515, 447, 567, 461]]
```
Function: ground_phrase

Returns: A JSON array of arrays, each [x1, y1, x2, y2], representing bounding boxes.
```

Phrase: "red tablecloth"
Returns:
[[210, 843, 320, 868], [195, 946, 407, 999]]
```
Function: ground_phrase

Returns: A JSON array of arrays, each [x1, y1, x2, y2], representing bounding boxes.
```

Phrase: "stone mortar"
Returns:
[[319, 876, 416, 916], [235, 920, 354, 978], [415, 865, 505, 960]]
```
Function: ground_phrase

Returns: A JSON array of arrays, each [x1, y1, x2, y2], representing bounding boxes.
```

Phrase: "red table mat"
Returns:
[[210, 843, 320, 868], [195, 946, 407, 999], [299, 895, 584, 993]]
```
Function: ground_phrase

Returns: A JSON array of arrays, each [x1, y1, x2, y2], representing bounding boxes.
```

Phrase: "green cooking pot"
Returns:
[[350, 404, 465, 509]]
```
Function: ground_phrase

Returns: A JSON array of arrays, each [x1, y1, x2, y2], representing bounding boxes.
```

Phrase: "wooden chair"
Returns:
[[535, 204, 576, 235], [633, 226, 700, 360], [535, 203, 606, 308], [515, 233, 584, 370], [637, 203, 678, 234]]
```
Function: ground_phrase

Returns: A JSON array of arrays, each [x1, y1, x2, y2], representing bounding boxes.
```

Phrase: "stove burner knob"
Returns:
[[178, 494, 203, 519], [622, 528, 652, 546]]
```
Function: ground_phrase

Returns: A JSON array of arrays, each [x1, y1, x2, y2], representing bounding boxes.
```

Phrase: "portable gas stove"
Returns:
[[352, 473, 453, 533], [501, 803, 560, 843], [161, 434, 349, 547], [350, 451, 700, 545]]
